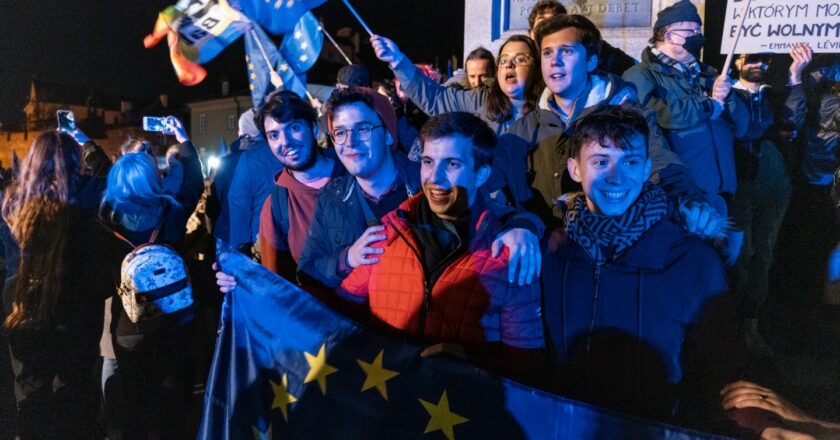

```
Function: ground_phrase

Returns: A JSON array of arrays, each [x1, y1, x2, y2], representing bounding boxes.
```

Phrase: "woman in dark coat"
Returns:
[[2, 131, 114, 439]]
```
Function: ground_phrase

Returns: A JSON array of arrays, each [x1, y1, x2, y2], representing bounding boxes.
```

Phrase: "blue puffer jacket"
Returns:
[[542, 218, 745, 431], [227, 139, 281, 248]]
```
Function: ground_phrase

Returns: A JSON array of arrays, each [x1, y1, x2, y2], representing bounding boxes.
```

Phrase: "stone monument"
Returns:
[[463, 0, 706, 63]]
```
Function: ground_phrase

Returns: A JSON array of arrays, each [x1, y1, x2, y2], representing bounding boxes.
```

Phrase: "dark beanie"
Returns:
[[336, 64, 371, 88], [654, 0, 702, 29], [327, 87, 399, 150]]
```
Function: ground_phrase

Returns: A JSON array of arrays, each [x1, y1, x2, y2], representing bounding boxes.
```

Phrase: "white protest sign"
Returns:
[[721, 0, 840, 54]]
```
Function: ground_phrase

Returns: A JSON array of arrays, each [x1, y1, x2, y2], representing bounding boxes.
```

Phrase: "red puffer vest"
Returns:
[[339, 194, 543, 350]]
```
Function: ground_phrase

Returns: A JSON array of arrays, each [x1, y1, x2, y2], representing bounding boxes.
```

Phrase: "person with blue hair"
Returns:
[[99, 116, 203, 440]]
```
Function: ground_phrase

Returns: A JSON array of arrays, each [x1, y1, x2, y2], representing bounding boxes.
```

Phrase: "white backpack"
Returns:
[[111, 223, 193, 323]]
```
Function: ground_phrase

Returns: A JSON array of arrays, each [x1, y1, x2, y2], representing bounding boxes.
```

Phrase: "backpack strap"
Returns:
[[271, 184, 290, 237], [354, 181, 380, 228], [102, 202, 169, 249]]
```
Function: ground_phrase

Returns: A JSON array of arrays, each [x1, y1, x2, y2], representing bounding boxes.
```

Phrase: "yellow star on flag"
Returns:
[[287, 0, 295, 8], [270, 374, 297, 421], [294, 30, 302, 40], [299, 54, 309, 62], [304, 343, 338, 395], [251, 423, 272, 440], [250, 73, 257, 80], [357, 349, 399, 400], [279, 64, 289, 72], [249, 63, 255, 70], [301, 42, 309, 50], [419, 391, 469, 440]]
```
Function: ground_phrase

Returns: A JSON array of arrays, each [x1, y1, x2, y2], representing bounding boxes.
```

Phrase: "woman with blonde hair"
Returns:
[[2, 130, 113, 439]]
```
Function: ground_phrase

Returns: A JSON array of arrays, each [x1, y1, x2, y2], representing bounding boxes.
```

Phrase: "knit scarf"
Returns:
[[652, 48, 702, 88], [564, 183, 668, 263]]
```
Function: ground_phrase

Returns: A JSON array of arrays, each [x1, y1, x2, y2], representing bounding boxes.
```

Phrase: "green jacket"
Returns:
[[623, 48, 750, 214]]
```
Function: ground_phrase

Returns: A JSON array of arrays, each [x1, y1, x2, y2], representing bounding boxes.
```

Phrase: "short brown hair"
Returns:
[[528, 0, 568, 31], [533, 14, 601, 59], [419, 112, 496, 169], [570, 106, 649, 159]]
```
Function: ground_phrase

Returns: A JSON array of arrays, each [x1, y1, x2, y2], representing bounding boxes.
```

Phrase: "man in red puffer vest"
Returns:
[[338, 112, 545, 383]]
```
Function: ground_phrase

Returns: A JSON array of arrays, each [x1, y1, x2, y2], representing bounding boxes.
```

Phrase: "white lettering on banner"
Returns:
[[721, 0, 840, 54]]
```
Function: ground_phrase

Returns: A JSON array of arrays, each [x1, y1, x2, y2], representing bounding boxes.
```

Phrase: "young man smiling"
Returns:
[[297, 88, 544, 291], [338, 112, 544, 381], [541, 107, 770, 435], [488, 14, 718, 240]]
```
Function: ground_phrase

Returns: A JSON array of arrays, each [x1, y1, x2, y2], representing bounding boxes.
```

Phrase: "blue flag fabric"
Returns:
[[199, 241, 734, 440], [279, 12, 323, 74], [244, 24, 307, 107], [231, 0, 327, 36]]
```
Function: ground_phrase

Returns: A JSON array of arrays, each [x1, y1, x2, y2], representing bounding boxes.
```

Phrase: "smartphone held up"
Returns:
[[56, 110, 75, 133], [142, 116, 175, 135]]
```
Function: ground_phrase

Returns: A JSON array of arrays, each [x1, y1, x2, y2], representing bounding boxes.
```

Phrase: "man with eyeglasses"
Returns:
[[297, 87, 545, 291], [488, 14, 723, 244], [338, 112, 544, 383], [623, 0, 749, 225]]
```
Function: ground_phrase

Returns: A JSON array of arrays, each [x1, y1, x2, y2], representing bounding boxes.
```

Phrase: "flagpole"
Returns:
[[249, 29, 277, 76], [320, 24, 353, 65], [720, 0, 753, 76], [341, 0, 374, 37]]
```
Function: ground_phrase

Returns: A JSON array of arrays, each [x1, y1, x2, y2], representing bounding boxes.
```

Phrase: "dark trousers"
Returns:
[[729, 143, 792, 317], [8, 329, 100, 440], [113, 328, 194, 440]]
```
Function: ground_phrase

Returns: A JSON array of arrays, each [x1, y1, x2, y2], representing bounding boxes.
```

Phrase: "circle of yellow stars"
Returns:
[[255, 343, 470, 439]]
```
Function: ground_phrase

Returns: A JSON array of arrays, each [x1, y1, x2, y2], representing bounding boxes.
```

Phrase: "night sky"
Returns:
[[0, 0, 465, 126]]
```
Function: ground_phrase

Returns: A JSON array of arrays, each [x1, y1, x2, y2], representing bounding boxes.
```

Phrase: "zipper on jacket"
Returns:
[[391, 225, 432, 339], [585, 262, 603, 361], [419, 279, 431, 339]]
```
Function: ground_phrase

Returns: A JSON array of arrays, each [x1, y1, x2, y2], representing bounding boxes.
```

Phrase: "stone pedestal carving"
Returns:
[[463, 0, 706, 63]]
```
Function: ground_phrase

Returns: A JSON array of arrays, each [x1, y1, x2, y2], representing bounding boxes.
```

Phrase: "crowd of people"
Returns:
[[1, 0, 839, 439]]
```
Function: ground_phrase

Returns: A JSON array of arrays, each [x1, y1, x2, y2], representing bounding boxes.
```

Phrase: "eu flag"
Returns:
[[231, 0, 327, 36], [244, 24, 307, 107], [279, 12, 323, 74], [198, 242, 734, 439]]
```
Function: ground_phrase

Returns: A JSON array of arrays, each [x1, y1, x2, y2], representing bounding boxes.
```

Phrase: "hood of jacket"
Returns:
[[537, 72, 630, 114]]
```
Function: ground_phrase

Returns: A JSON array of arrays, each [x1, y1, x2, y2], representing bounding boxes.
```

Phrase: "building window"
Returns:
[[199, 114, 206, 134], [227, 115, 236, 131]]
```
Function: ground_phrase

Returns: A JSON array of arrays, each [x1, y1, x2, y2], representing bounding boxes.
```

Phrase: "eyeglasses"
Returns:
[[329, 123, 383, 145], [669, 28, 703, 37], [497, 53, 534, 67]]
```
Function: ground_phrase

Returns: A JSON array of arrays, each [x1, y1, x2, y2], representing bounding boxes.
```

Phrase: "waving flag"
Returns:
[[144, 0, 250, 85], [198, 241, 734, 440], [279, 12, 323, 73], [244, 24, 307, 107], [231, 0, 327, 36]]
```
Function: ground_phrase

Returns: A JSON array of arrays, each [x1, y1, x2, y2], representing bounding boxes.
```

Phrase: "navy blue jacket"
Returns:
[[542, 219, 746, 432], [297, 153, 422, 289]]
